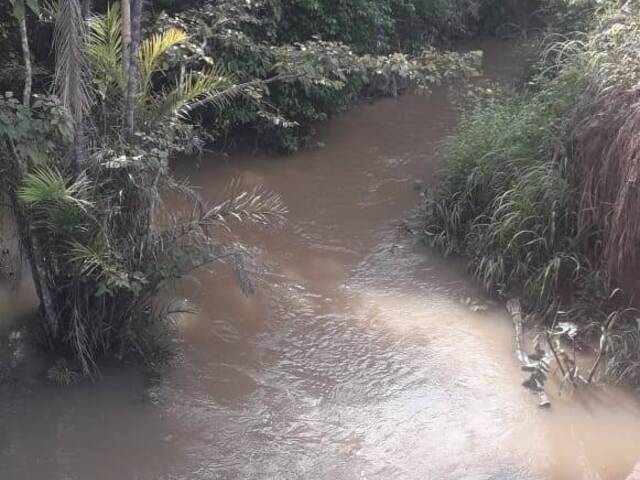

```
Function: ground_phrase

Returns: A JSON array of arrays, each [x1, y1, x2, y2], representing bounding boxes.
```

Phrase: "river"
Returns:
[[1, 39, 640, 480]]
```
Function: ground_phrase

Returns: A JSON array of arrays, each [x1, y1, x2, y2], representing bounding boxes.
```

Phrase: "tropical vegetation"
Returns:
[[424, 0, 640, 385], [0, 0, 482, 377]]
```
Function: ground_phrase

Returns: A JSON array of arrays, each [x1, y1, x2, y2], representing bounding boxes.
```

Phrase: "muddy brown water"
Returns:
[[2, 39, 640, 480]]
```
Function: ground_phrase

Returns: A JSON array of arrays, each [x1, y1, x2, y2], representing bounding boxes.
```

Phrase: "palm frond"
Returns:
[[88, 1, 126, 95], [53, 0, 92, 122], [175, 67, 238, 117], [138, 28, 188, 97], [144, 65, 235, 127], [202, 186, 287, 226], [18, 166, 92, 209], [66, 238, 111, 278]]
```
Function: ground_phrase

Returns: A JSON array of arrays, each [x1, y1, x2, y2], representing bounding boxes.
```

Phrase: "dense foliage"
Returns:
[[155, 0, 507, 53], [0, 0, 484, 377], [147, 0, 485, 152], [0, 0, 289, 376], [424, 0, 640, 384], [0, 0, 518, 154]]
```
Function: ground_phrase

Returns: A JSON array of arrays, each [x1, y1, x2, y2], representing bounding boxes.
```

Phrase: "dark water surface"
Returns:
[[2, 39, 640, 480]]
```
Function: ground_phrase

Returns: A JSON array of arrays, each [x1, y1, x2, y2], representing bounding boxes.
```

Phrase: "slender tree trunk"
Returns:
[[12, 9, 59, 339], [73, 123, 88, 172], [122, 0, 132, 78], [7, 181, 58, 341], [125, 0, 142, 137], [76, 0, 92, 171], [5, 139, 59, 340], [18, 14, 32, 107]]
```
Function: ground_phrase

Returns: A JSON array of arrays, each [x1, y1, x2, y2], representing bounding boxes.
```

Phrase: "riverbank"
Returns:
[[137, 0, 541, 154], [423, 0, 640, 386]]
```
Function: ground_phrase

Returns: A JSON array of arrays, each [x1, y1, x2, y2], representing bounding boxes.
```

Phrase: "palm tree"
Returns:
[[87, 2, 238, 136], [2, 0, 284, 376]]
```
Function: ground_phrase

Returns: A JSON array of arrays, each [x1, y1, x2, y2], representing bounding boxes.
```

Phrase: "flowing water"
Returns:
[[2, 39, 640, 480]]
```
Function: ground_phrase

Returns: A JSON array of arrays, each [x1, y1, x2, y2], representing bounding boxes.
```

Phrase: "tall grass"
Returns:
[[425, 0, 640, 385], [426, 75, 585, 309]]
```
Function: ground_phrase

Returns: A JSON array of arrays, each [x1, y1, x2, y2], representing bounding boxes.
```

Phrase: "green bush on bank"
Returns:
[[151, 0, 484, 152], [159, 0, 496, 54], [0, 0, 517, 154], [424, 0, 640, 385], [273, 0, 484, 53]]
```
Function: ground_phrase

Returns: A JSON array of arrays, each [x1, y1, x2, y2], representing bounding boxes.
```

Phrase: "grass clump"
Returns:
[[425, 0, 640, 385], [426, 78, 585, 311]]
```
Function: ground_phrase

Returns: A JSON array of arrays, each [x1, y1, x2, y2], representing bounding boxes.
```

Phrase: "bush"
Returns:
[[274, 0, 485, 53], [0, 7, 287, 377]]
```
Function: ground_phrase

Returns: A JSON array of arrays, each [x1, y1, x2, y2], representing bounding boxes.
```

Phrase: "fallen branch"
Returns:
[[507, 298, 551, 408], [546, 331, 567, 379]]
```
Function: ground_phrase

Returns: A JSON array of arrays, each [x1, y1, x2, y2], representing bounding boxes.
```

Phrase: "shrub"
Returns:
[[425, 76, 585, 309]]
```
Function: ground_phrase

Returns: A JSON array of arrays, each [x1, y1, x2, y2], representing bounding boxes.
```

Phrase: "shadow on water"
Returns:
[[1, 39, 640, 480]]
